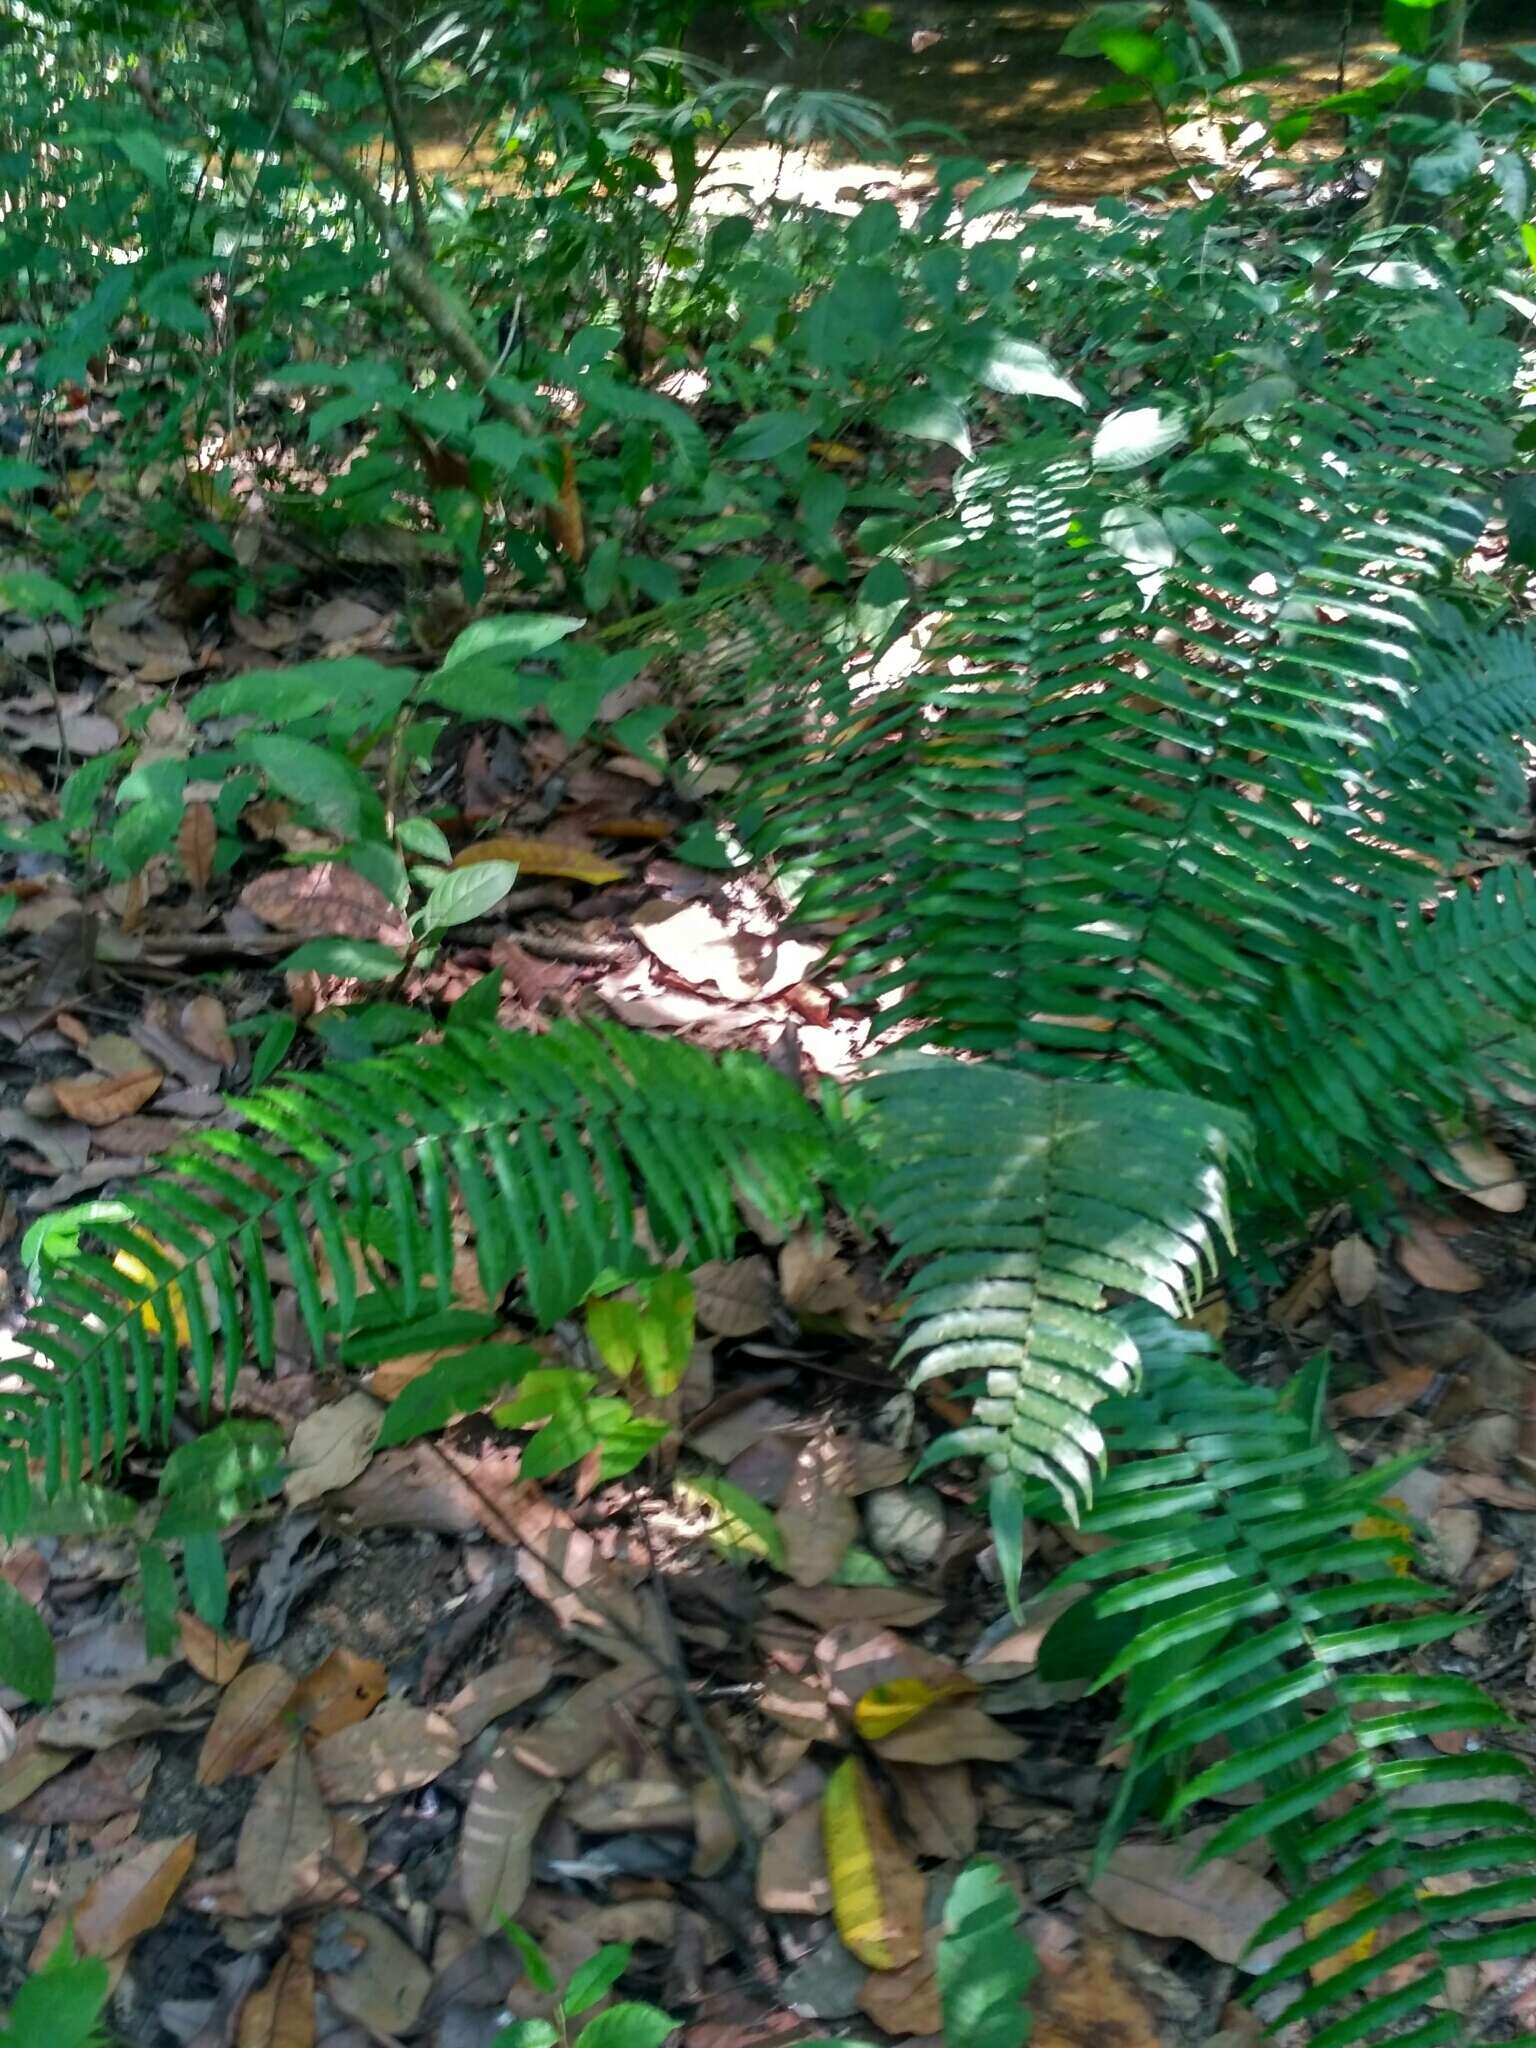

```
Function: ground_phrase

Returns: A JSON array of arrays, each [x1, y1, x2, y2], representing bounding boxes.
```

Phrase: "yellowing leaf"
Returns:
[[673, 1475, 786, 1569], [1304, 1884, 1378, 1983], [852, 1676, 977, 1743], [1353, 1501, 1414, 1578], [809, 440, 866, 467], [822, 1757, 925, 1971], [112, 1245, 191, 1347], [453, 834, 623, 885]]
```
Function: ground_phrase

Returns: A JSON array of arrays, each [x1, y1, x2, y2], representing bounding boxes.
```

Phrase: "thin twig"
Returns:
[[356, 0, 432, 257]]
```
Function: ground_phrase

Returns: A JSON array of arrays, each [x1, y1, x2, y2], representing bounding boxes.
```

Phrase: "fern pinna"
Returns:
[[1032, 1331, 1536, 2048], [1, 1021, 832, 1537]]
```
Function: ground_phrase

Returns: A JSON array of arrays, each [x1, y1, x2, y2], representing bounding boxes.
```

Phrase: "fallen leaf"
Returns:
[[504, 1490, 646, 1637], [177, 802, 217, 890], [0, 1741, 76, 1814], [309, 596, 383, 642], [37, 1693, 173, 1749], [780, 1432, 860, 1589], [1269, 1246, 1333, 1327], [51, 1067, 162, 1125], [318, 1909, 431, 2037], [768, 1585, 944, 1631], [632, 900, 771, 1002], [818, 1624, 965, 1718], [292, 1647, 388, 1738], [565, 1778, 693, 1832], [197, 1662, 298, 1787], [236, 1743, 332, 1915], [239, 862, 410, 948], [674, 1474, 786, 1568], [510, 1662, 659, 1779], [458, 1742, 561, 1931], [284, 1392, 383, 1508], [889, 1762, 977, 1860], [868, 1700, 1024, 1766], [70, 1832, 195, 1956], [1429, 1505, 1480, 1579], [311, 1699, 460, 1804], [853, 1676, 978, 1744], [779, 1231, 879, 1336], [237, 1934, 316, 2048], [1089, 1840, 1297, 1971], [858, 1926, 941, 2035], [9, 1742, 156, 1826], [179, 1613, 251, 1685], [454, 834, 624, 886], [1396, 1218, 1483, 1293], [179, 994, 236, 1067], [1302, 1885, 1378, 1985], [1032, 1928, 1163, 2048], [691, 1256, 777, 1337], [444, 1654, 557, 1742], [1335, 1366, 1435, 1419], [1330, 1235, 1378, 1308], [823, 1757, 925, 1970], [757, 1800, 832, 1916], [1433, 1137, 1526, 1214], [691, 1778, 742, 1880]]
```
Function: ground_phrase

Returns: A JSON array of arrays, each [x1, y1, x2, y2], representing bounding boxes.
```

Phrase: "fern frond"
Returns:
[[1038, 1344, 1536, 2047], [3, 1022, 834, 1532], [858, 1057, 1245, 1515]]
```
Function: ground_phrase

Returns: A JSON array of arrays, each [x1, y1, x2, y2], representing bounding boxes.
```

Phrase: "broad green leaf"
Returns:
[[674, 1475, 786, 1569], [187, 658, 413, 727], [0, 570, 83, 624], [417, 860, 520, 935], [1101, 503, 1176, 570], [0, 459, 49, 494], [877, 391, 973, 459], [0, 1934, 110, 2048], [968, 335, 1083, 407], [573, 2003, 679, 2048], [116, 128, 169, 182], [725, 413, 815, 461], [156, 1421, 285, 1537], [498, 1921, 558, 1995], [441, 614, 584, 669], [182, 1530, 229, 1629], [239, 735, 369, 839], [1092, 403, 1188, 471], [564, 1945, 632, 2017], [938, 1859, 1035, 2048], [0, 1575, 54, 1704], [961, 166, 1035, 218], [138, 1541, 179, 1659], [281, 938, 405, 977], [376, 1343, 539, 1448]]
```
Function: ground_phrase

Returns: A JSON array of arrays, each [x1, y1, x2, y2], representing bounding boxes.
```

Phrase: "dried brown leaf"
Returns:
[[284, 1392, 382, 1508], [757, 1800, 831, 1916], [179, 994, 235, 1067], [1396, 1218, 1484, 1294], [238, 862, 409, 948], [37, 1693, 173, 1750], [51, 1067, 161, 1126], [179, 1613, 251, 1685], [889, 1761, 977, 1860], [1335, 1366, 1435, 1420], [510, 1662, 659, 1779], [564, 1778, 692, 1833], [1032, 1929, 1164, 2048], [292, 1646, 388, 1738], [458, 1743, 561, 1932], [857, 1927, 940, 2034], [318, 1909, 431, 2037], [1433, 1137, 1527, 1214], [311, 1700, 460, 1805], [177, 802, 216, 890], [1330, 1235, 1378, 1308], [197, 1663, 298, 1787], [236, 1743, 332, 1916], [237, 1935, 315, 2048], [867, 1700, 1025, 1765], [9, 1742, 156, 1826], [692, 1256, 776, 1337], [1089, 1840, 1297, 1971], [443, 1654, 557, 1742], [631, 900, 768, 1002], [1269, 1247, 1333, 1328], [0, 1741, 77, 1814], [70, 1832, 195, 1956], [779, 1432, 860, 1589]]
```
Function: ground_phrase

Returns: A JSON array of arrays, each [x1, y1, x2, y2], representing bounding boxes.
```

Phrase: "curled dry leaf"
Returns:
[[179, 1613, 251, 1685], [458, 1742, 561, 1932], [779, 1432, 860, 1589], [284, 1392, 383, 1509], [51, 1067, 161, 1126], [197, 1662, 298, 1787], [177, 801, 217, 891], [311, 1699, 460, 1805], [1395, 1217, 1484, 1294], [237, 1933, 316, 2048], [69, 1832, 196, 1956], [236, 1743, 332, 1916], [1330, 1235, 1377, 1308], [1088, 1840, 1297, 1972], [1432, 1136, 1527, 1214], [823, 1757, 925, 1971]]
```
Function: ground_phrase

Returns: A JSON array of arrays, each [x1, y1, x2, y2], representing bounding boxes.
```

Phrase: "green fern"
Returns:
[[1033, 1330, 1536, 2048], [857, 1057, 1245, 1515], [2, 1020, 832, 1537]]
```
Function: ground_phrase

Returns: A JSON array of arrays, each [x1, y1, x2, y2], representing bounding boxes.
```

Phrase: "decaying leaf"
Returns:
[[1032, 1928, 1164, 2048], [37, 1693, 173, 1749], [237, 1933, 316, 2048], [1088, 1840, 1297, 1972], [510, 1661, 658, 1780], [444, 1654, 556, 1742], [458, 1742, 561, 1932], [239, 862, 410, 948], [889, 1762, 977, 1860], [455, 834, 624, 885], [857, 1927, 941, 2036], [632, 901, 769, 1003], [317, 1909, 432, 2037], [69, 1832, 196, 1955], [779, 1432, 860, 1589], [236, 1743, 332, 1915], [0, 1740, 76, 1815], [565, 1777, 693, 1832], [691, 1255, 777, 1336], [290, 1646, 388, 1738], [284, 1392, 382, 1508], [179, 994, 236, 1068], [1433, 1136, 1526, 1214], [311, 1699, 460, 1804], [1268, 1246, 1333, 1328], [822, 1758, 925, 1970], [757, 1799, 832, 1916], [180, 1613, 251, 1685], [197, 1662, 298, 1787], [177, 801, 217, 890], [51, 1067, 162, 1125]]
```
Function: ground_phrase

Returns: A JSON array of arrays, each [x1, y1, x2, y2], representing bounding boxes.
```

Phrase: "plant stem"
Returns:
[[356, 0, 432, 257]]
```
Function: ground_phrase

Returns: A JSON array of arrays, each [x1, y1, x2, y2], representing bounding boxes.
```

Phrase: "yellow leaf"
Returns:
[[822, 1757, 925, 1971], [809, 440, 866, 468], [852, 1676, 976, 1743], [453, 835, 624, 886], [112, 1245, 191, 1347], [1352, 1499, 1414, 1578], [1304, 1884, 1378, 1983]]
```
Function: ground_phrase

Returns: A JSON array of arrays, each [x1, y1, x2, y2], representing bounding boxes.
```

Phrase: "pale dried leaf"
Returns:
[[37, 1693, 172, 1749], [1330, 1235, 1377, 1308], [179, 994, 235, 1067], [179, 1613, 251, 1685], [510, 1663, 658, 1779], [1089, 1840, 1298, 1972], [443, 1655, 556, 1742], [1433, 1137, 1527, 1214], [0, 1743, 76, 1814], [237, 1935, 316, 2048], [889, 1762, 977, 1860], [284, 1392, 382, 1508], [319, 1910, 431, 2036], [757, 1800, 831, 1915], [239, 862, 409, 947], [236, 1743, 332, 1915], [631, 900, 769, 1001], [868, 1701, 1025, 1765], [857, 1927, 940, 2034], [51, 1067, 161, 1126], [311, 1700, 460, 1804], [458, 1744, 561, 1931], [768, 1584, 944, 1631], [564, 1778, 692, 1832], [1396, 1218, 1483, 1294]]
